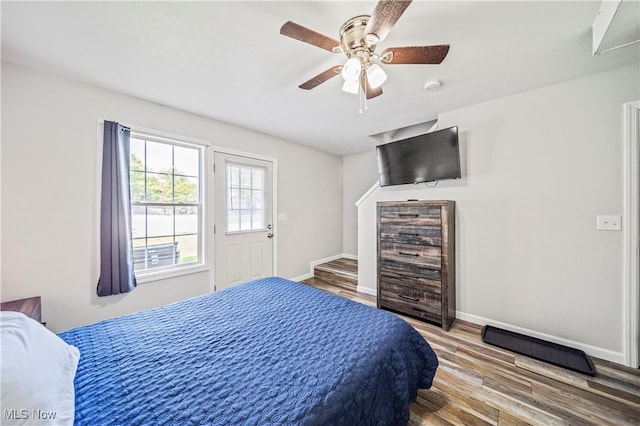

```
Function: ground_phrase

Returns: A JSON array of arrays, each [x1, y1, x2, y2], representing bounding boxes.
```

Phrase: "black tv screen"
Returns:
[[376, 126, 461, 187]]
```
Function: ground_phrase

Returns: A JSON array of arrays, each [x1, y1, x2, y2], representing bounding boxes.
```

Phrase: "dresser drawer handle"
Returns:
[[399, 232, 420, 237], [399, 214, 420, 218], [399, 252, 420, 257], [399, 294, 420, 302]]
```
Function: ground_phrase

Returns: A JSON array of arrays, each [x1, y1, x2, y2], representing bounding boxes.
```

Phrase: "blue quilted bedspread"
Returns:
[[59, 277, 438, 425]]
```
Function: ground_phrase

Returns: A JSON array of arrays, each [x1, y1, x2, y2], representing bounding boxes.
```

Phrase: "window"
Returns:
[[226, 162, 266, 232], [129, 132, 204, 275]]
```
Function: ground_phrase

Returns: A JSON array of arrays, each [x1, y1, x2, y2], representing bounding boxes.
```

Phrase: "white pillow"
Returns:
[[0, 311, 79, 425]]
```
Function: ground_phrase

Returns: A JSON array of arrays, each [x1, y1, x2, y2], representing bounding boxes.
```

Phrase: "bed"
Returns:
[[5, 277, 439, 425]]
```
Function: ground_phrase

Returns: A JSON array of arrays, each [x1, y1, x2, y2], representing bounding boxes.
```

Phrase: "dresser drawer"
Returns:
[[379, 242, 442, 269], [379, 224, 442, 246], [380, 259, 442, 293], [379, 282, 442, 322], [379, 206, 441, 227]]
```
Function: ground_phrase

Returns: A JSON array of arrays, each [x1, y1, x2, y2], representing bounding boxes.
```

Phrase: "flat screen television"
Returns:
[[376, 126, 461, 187]]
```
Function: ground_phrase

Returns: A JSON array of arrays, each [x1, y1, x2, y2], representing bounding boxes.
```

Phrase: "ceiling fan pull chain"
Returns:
[[363, 89, 368, 113], [358, 84, 364, 114], [359, 69, 367, 114]]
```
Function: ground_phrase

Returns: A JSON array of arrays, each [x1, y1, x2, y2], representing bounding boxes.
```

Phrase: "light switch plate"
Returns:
[[596, 215, 621, 231]]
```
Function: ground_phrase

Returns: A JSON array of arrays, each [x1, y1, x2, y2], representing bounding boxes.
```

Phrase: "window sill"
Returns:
[[135, 264, 210, 284]]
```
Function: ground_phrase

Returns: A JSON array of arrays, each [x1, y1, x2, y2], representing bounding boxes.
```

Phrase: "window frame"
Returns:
[[128, 129, 209, 283]]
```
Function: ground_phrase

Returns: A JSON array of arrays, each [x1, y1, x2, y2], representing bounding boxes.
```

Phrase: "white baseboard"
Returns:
[[293, 254, 377, 299], [309, 253, 358, 272], [292, 262, 625, 363], [291, 253, 358, 283], [341, 253, 358, 260], [356, 285, 376, 296], [290, 272, 313, 282], [457, 311, 625, 364]]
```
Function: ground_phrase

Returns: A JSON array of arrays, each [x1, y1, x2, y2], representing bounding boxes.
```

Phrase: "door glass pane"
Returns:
[[240, 211, 251, 230], [226, 162, 266, 232], [252, 191, 263, 209], [229, 166, 239, 188], [252, 171, 264, 189], [228, 187, 240, 211], [252, 210, 264, 229], [240, 188, 252, 209], [227, 210, 240, 232]]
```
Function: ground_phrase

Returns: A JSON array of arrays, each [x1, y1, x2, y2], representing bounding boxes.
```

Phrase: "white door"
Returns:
[[214, 151, 274, 290]]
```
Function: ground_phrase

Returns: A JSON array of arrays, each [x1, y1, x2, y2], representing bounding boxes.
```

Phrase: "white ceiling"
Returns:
[[2, 1, 638, 156]]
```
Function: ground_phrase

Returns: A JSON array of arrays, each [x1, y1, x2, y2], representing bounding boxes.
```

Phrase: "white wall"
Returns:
[[353, 64, 639, 363], [342, 151, 378, 256], [1, 62, 343, 332]]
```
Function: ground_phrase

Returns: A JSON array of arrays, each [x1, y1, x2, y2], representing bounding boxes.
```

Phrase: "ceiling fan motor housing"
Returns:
[[339, 15, 377, 62]]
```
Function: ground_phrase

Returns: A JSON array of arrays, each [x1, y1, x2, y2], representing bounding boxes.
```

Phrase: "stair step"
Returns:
[[313, 258, 358, 290]]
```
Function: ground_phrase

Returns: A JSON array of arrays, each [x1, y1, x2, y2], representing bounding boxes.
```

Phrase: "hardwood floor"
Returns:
[[312, 258, 358, 291], [302, 276, 640, 426]]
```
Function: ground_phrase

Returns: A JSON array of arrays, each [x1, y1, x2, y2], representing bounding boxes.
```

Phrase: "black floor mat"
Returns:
[[481, 325, 596, 376]]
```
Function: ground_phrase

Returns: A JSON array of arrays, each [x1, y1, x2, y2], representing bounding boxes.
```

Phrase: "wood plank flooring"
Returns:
[[312, 258, 358, 291], [302, 276, 640, 426]]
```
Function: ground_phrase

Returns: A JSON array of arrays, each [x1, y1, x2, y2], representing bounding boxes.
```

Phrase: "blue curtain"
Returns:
[[97, 121, 137, 296]]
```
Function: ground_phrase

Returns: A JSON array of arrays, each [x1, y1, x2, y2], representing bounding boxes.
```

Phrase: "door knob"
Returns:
[[267, 233, 274, 239]]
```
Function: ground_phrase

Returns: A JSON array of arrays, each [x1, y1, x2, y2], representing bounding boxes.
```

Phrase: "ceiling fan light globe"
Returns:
[[341, 57, 362, 81], [342, 78, 360, 94], [366, 63, 387, 88]]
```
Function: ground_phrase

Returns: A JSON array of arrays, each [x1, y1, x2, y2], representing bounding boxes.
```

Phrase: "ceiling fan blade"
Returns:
[[365, 0, 413, 43], [380, 45, 450, 64], [299, 66, 342, 90], [280, 21, 341, 52], [360, 73, 383, 99]]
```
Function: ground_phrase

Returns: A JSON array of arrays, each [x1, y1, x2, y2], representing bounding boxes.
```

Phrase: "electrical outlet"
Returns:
[[596, 215, 621, 231]]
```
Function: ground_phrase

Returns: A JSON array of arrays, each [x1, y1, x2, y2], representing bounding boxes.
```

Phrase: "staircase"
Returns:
[[303, 257, 378, 307], [309, 258, 358, 291]]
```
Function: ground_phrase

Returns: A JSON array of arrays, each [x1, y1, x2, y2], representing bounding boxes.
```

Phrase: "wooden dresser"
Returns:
[[377, 200, 455, 330]]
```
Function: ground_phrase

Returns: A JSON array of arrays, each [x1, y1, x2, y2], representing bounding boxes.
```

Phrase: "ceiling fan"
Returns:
[[280, 0, 450, 101]]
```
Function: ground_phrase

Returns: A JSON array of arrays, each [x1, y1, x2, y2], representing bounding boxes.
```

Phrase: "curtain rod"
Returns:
[[96, 118, 212, 147]]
